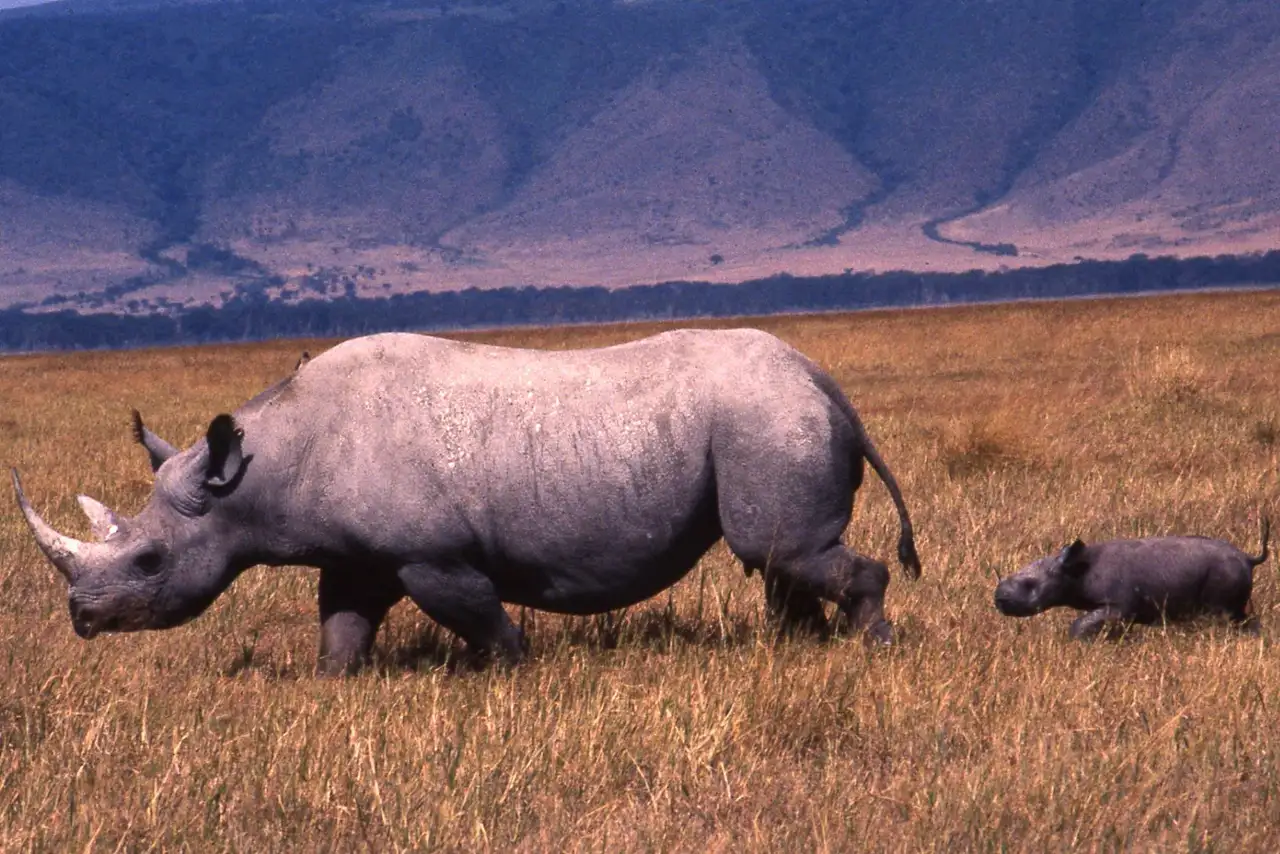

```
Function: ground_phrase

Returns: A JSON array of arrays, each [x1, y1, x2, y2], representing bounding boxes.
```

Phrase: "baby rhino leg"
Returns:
[[1207, 568, 1260, 635], [1069, 606, 1129, 640], [1226, 598, 1261, 635]]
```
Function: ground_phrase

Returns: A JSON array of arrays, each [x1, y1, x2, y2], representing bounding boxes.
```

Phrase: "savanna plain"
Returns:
[[1, 290, 1278, 852]]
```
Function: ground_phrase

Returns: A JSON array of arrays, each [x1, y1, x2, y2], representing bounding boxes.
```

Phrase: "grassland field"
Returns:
[[1, 290, 1278, 852]]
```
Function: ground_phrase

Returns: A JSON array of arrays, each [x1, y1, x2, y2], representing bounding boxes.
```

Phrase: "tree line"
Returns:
[[2, 251, 1279, 352]]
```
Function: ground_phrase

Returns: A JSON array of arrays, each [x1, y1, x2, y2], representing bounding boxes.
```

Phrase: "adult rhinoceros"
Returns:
[[14, 329, 920, 674]]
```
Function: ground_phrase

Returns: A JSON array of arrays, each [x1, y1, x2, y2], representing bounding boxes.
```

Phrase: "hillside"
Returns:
[[2, 0, 1279, 313]]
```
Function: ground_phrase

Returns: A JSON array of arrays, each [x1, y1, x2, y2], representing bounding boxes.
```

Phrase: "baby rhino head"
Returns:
[[994, 539, 1089, 617]]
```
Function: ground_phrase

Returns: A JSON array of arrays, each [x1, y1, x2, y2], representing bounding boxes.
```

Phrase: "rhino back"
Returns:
[[1082, 537, 1254, 615], [229, 330, 842, 605]]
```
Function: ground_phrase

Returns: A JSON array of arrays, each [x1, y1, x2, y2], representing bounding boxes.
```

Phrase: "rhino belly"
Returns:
[[487, 485, 724, 615]]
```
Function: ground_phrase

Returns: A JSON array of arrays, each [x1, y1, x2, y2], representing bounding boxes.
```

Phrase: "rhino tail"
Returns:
[[813, 372, 921, 580], [860, 424, 922, 580], [1248, 514, 1270, 569]]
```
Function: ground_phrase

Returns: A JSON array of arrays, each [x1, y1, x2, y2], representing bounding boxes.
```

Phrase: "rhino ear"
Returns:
[[204, 414, 246, 489], [1059, 539, 1089, 578]]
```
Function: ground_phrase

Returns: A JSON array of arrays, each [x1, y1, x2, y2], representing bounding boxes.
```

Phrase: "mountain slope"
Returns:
[[942, 0, 1280, 257], [1, 0, 1279, 311]]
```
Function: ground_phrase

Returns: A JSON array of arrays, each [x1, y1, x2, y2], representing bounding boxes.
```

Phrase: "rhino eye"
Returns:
[[135, 550, 164, 576]]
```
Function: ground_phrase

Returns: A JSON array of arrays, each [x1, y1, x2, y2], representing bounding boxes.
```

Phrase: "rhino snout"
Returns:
[[994, 579, 1041, 617], [70, 605, 98, 638]]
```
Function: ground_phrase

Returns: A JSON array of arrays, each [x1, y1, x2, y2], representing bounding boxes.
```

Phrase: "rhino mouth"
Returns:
[[70, 599, 148, 638], [71, 611, 123, 639], [150, 610, 198, 631]]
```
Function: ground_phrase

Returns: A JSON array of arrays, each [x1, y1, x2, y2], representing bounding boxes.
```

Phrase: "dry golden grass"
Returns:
[[1, 290, 1279, 852]]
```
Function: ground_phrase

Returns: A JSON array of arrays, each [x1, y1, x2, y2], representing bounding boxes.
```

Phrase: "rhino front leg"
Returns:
[[398, 562, 526, 667], [317, 567, 403, 676], [1069, 606, 1129, 641]]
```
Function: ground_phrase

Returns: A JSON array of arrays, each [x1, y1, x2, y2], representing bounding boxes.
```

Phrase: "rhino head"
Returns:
[[14, 413, 250, 638], [993, 539, 1089, 617]]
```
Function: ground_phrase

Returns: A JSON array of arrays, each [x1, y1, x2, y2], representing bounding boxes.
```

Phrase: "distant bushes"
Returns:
[[2, 251, 1279, 352]]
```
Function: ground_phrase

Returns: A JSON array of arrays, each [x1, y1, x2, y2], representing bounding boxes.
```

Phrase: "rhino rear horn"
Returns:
[[76, 495, 122, 541], [131, 410, 179, 473], [12, 469, 87, 583]]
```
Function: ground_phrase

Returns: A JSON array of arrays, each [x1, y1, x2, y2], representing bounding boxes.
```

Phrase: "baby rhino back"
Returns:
[[1085, 536, 1257, 622]]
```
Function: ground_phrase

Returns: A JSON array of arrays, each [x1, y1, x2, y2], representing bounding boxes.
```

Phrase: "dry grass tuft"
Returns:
[[1, 290, 1278, 851], [1126, 343, 1208, 407], [936, 408, 1037, 479]]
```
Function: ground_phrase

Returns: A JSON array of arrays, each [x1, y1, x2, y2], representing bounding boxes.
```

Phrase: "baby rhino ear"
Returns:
[[1058, 539, 1089, 578]]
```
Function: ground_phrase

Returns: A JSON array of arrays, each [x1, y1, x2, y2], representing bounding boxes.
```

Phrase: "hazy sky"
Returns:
[[0, 0, 63, 9]]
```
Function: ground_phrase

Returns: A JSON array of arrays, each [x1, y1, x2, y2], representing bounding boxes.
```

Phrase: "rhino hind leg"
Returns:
[[763, 571, 830, 639], [1225, 597, 1261, 635], [397, 562, 526, 667], [1206, 569, 1259, 633], [713, 416, 892, 635], [744, 543, 892, 645], [317, 567, 404, 676]]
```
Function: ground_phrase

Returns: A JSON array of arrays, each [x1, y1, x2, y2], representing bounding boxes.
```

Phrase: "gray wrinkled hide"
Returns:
[[994, 519, 1270, 639], [15, 329, 920, 673]]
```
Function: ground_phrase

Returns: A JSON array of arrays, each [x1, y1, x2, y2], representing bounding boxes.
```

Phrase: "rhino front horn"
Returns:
[[12, 469, 86, 583]]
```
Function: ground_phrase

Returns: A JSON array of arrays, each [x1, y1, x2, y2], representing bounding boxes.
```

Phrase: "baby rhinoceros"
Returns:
[[994, 517, 1270, 639]]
